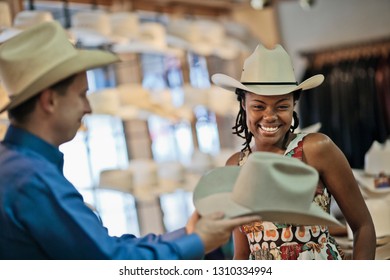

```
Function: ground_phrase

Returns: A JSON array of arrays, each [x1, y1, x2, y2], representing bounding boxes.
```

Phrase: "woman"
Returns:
[[211, 44, 376, 260]]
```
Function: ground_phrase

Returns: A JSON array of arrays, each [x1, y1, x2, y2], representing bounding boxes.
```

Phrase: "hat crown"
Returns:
[[0, 21, 77, 98], [232, 152, 318, 213], [72, 11, 111, 35], [0, 21, 119, 113], [241, 44, 297, 84]]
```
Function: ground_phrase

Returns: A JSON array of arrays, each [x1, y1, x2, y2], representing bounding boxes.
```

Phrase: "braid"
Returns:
[[290, 89, 301, 133], [290, 111, 300, 132], [232, 89, 252, 153]]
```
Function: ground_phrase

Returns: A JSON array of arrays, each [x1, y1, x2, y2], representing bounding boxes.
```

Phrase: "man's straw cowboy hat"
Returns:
[[0, 21, 119, 113]]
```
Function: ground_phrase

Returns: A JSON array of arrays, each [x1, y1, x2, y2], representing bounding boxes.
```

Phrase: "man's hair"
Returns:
[[233, 89, 302, 153], [8, 74, 78, 123]]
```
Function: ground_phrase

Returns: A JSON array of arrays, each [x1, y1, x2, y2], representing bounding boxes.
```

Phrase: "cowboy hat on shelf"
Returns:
[[117, 83, 177, 121], [206, 85, 238, 117], [166, 18, 246, 60], [98, 168, 134, 193], [127, 158, 182, 202], [0, 10, 55, 44], [352, 169, 390, 197], [157, 160, 189, 193], [111, 21, 183, 57], [0, 21, 120, 114], [109, 11, 140, 40], [211, 44, 324, 96], [149, 88, 194, 122], [87, 86, 152, 121], [69, 10, 127, 48], [193, 151, 342, 226], [0, 2, 12, 29], [352, 140, 390, 197], [88, 83, 189, 122]]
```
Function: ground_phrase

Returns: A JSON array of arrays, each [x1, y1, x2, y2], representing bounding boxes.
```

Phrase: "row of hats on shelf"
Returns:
[[86, 83, 238, 122], [0, 4, 253, 59], [97, 148, 235, 201]]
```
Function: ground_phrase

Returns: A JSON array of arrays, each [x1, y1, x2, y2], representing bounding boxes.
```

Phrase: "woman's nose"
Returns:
[[263, 108, 277, 121]]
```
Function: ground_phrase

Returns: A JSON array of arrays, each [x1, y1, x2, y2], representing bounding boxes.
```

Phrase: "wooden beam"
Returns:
[[32, 0, 236, 16]]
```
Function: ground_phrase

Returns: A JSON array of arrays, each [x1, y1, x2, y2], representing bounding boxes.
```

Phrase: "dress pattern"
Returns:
[[238, 133, 343, 260]]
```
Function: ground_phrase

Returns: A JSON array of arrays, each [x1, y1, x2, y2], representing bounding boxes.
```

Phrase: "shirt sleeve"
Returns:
[[12, 169, 205, 260]]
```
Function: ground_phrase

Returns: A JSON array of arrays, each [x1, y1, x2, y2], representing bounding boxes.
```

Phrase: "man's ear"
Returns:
[[38, 88, 56, 113]]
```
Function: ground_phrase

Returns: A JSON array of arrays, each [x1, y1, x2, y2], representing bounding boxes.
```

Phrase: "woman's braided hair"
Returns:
[[232, 88, 302, 153]]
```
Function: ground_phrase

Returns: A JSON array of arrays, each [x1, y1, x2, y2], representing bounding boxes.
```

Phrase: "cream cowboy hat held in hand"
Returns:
[[193, 152, 342, 226], [211, 44, 324, 96], [0, 21, 120, 113]]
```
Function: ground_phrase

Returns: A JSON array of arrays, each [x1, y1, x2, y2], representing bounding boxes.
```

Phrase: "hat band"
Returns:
[[242, 82, 298, 85]]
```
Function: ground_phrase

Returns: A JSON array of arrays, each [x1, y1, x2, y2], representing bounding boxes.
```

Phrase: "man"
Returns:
[[0, 21, 259, 260]]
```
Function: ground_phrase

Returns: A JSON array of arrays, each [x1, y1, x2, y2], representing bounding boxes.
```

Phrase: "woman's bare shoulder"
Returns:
[[303, 132, 334, 152], [225, 151, 242, 166], [302, 132, 343, 169]]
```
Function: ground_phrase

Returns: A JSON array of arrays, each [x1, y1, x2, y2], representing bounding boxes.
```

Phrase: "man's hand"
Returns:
[[186, 211, 261, 254]]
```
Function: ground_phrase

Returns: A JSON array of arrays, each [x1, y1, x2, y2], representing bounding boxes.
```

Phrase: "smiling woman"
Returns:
[[210, 43, 376, 260]]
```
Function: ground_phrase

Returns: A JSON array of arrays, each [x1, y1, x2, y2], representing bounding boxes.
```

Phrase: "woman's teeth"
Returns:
[[261, 126, 279, 132]]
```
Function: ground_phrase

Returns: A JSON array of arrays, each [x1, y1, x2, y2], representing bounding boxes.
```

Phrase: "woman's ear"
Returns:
[[241, 99, 246, 111]]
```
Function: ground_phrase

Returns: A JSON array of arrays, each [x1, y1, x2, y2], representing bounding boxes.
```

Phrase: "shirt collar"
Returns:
[[3, 125, 64, 172]]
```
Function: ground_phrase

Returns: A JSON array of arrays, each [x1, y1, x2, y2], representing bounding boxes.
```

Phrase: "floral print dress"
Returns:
[[238, 133, 343, 260]]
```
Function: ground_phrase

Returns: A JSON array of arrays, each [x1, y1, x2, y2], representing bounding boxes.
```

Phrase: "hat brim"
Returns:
[[69, 28, 127, 47], [193, 166, 342, 227], [0, 27, 22, 44], [195, 192, 342, 227], [0, 49, 119, 113], [211, 73, 324, 96], [112, 41, 183, 57]]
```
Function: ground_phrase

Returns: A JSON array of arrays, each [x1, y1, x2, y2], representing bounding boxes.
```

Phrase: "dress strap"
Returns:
[[284, 133, 307, 156], [238, 149, 250, 166]]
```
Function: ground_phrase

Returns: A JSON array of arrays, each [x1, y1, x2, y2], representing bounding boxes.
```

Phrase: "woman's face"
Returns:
[[243, 92, 295, 148]]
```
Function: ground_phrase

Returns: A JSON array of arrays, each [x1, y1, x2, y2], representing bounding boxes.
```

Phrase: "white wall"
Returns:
[[276, 0, 390, 79]]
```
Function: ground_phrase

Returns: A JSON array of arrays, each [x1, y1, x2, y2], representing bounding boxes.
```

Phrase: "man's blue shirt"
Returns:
[[0, 125, 204, 259]]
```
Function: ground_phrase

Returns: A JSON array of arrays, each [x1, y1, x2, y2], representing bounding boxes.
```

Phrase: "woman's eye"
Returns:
[[253, 105, 264, 110]]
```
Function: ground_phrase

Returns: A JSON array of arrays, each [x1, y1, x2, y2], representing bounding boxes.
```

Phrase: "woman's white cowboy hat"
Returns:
[[0, 21, 120, 113], [211, 44, 324, 96], [193, 151, 342, 226]]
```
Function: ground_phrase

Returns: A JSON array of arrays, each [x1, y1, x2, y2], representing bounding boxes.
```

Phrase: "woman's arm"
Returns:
[[303, 133, 376, 259], [233, 227, 250, 260]]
